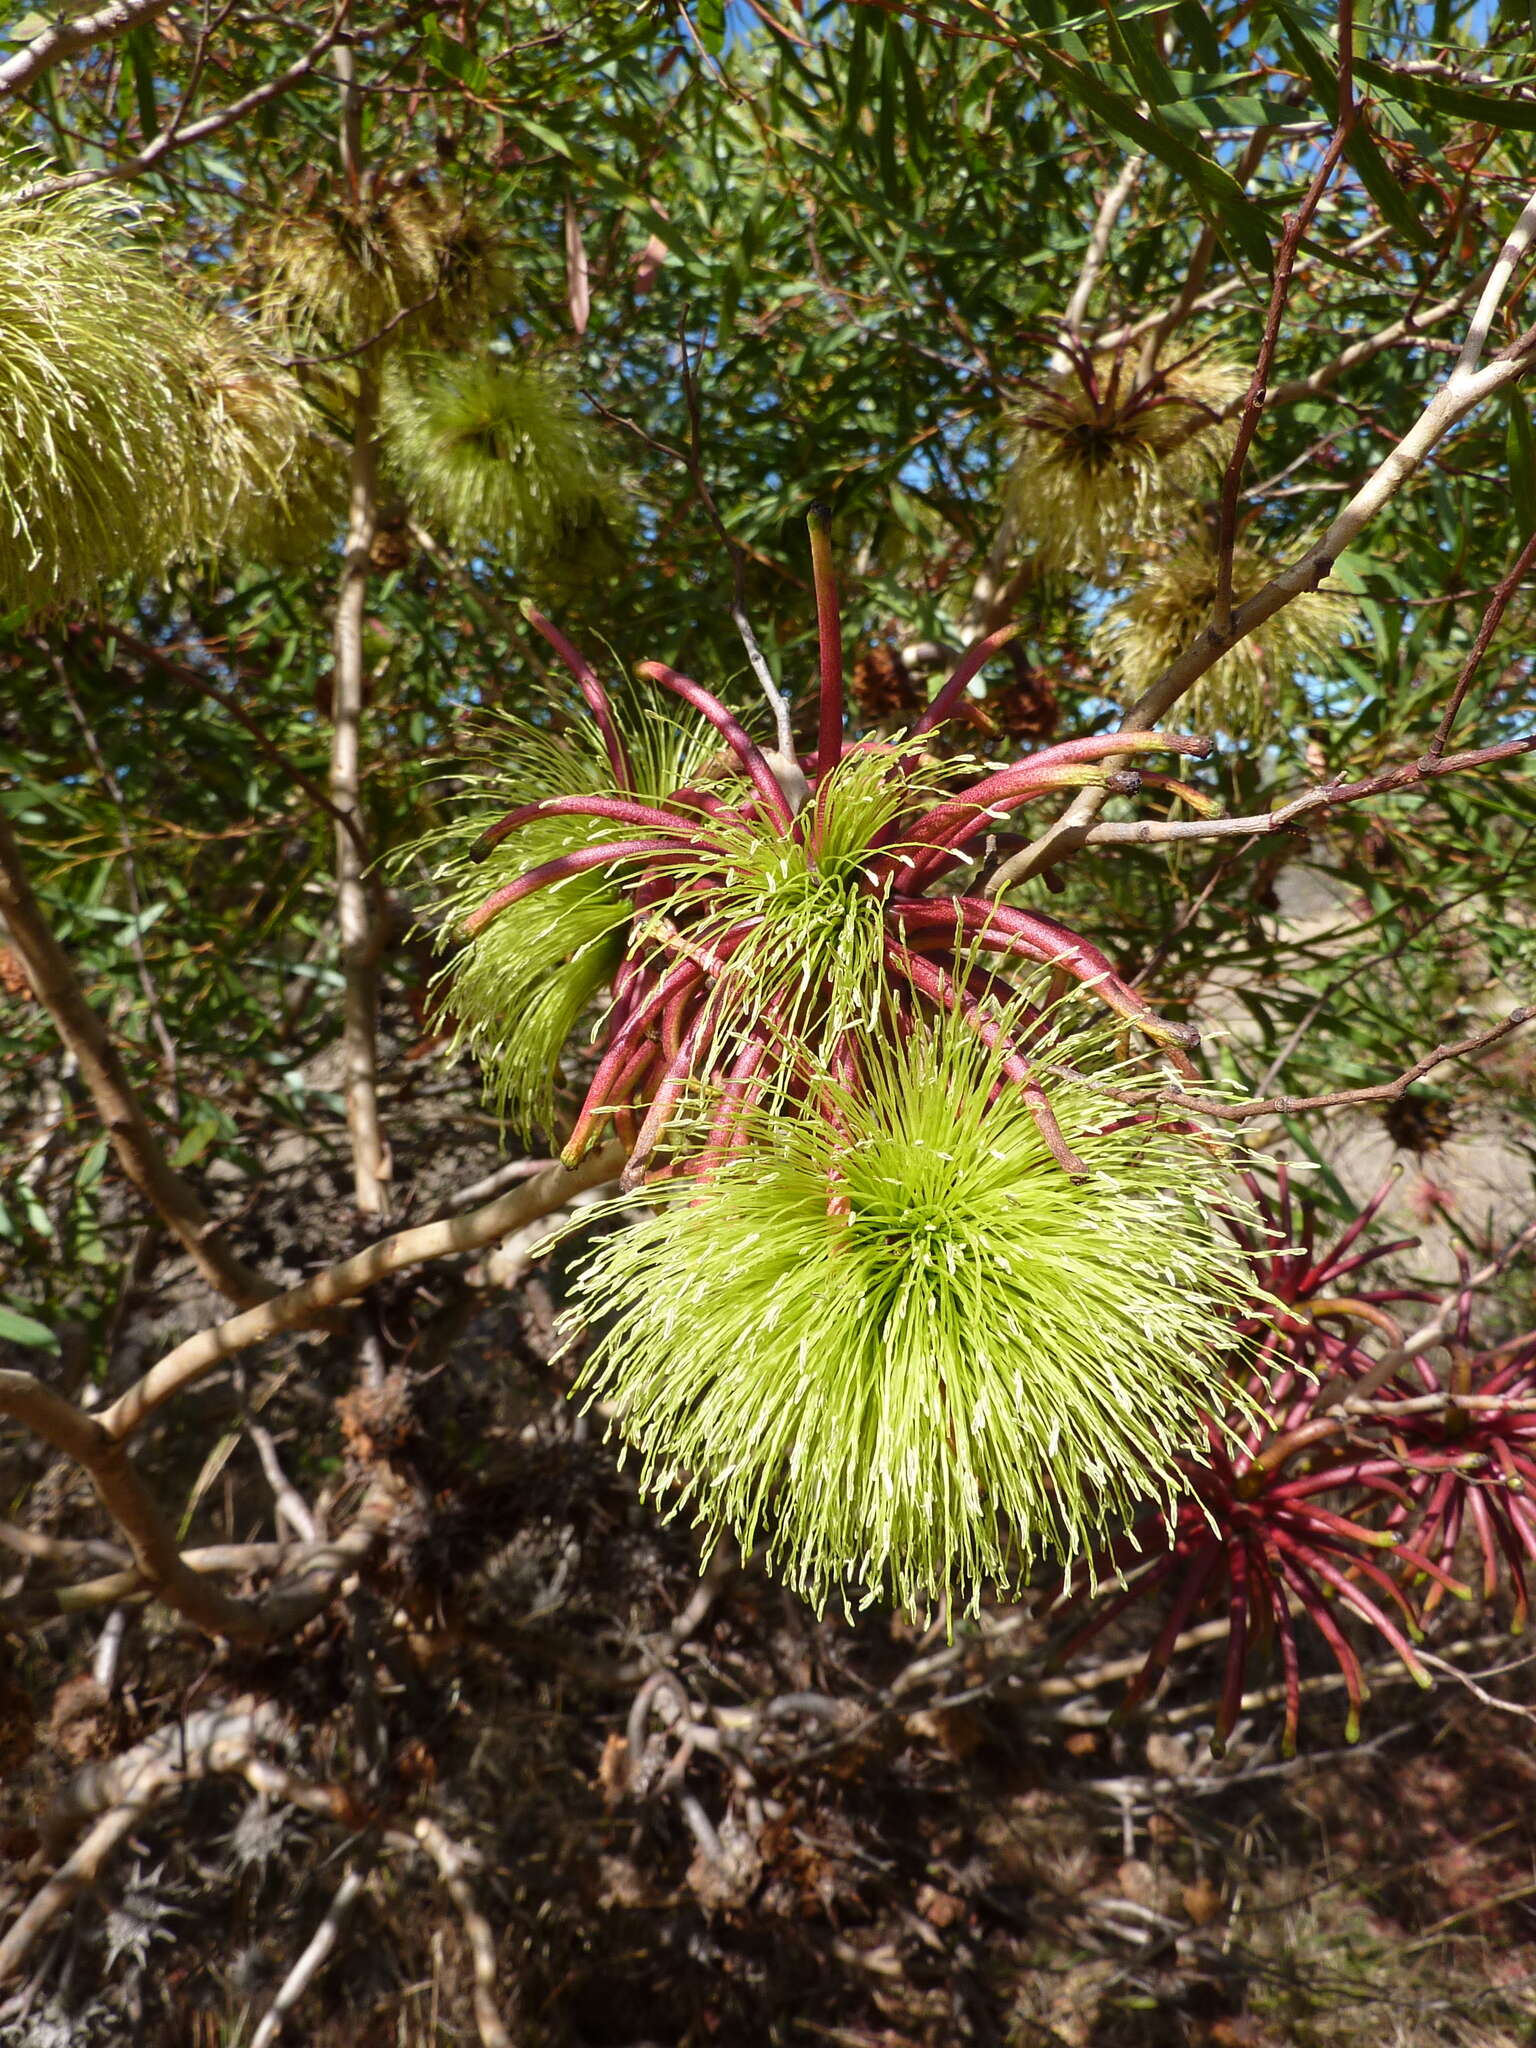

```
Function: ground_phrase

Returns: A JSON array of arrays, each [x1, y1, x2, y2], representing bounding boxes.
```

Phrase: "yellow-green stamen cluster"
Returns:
[[566, 1008, 1254, 1618]]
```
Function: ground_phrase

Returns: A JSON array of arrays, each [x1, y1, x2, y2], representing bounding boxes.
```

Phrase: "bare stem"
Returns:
[[0, 1362, 396, 1640], [808, 505, 843, 781], [13, 8, 349, 200], [1427, 524, 1536, 757], [1078, 735, 1534, 845], [332, 367, 391, 1216], [99, 1144, 624, 1440], [1151, 1006, 1534, 1123], [0, 0, 177, 100], [1060, 152, 1146, 348], [405, 1817, 515, 2048], [1212, 15, 1359, 636], [0, 806, 272, 1306]]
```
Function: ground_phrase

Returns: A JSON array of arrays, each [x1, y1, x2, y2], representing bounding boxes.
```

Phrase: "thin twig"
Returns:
[[51, 648, 180, 1084], [1427, 524, 1536, 757], [13, 9, 349, 198], [0, 1365, 396, 1640], [102, 628, 368, 859], [99, 1143, 624, 1439], [1152, 1006, 1533, 1123], [1060, 152, 1146, 346], [0, 0, 177, 100], [1, 1700, 306, 1982], [1079, 735, 1535, 846], [0, 806, 273, 1307], [251, 1863, 369, 2048], [589, 370, 797, 759], [248, 1423, 318, 1543], [436, 1156, 549, 1216], [1316, 1219, 1536, 1412], [1212, 6, 1359, 636], [988, 299, 1536, 893], [404, 1817, 513, 2048]]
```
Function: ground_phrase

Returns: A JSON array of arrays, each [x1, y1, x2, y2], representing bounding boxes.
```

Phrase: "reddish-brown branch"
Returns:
[[0, 807, 273, 1307], [1211, 3, 1360, 635], [1153, 1005, 1533, 1122], [1428, 525, 1536, 757]]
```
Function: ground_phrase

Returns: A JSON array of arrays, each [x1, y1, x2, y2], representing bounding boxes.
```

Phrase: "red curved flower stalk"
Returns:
[[459, 521, 1217, 1175], [523, 601, 632, 790]]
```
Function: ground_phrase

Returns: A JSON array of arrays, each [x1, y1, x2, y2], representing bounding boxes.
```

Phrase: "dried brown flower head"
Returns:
[[256, 175, 500, 352], [1008, 348, 1246, 573]]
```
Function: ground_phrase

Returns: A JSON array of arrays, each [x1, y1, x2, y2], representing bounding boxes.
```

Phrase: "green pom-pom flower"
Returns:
[[565, 1007, 1256, 1618], [380, 355, 624, 569], [0, 169, 215, 616]]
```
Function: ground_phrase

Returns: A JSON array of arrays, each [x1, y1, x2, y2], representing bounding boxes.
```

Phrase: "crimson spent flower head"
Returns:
[[1041, 1401, 1465, 1758], [1375, 1335, 1536, 1635], [1228, 1165, 1435, 1423]]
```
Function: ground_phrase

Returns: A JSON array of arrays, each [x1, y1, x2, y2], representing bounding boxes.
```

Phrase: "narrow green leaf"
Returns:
[[1103, 4, 1180, 116], [876, 23, 905, 202], [1354, 53, 1536, 133], [1506, 391, 1536, 532], [124, 26, 159, 141], [422, 25, 495, 95], [0, 1303, 58, 1352], [1028, 42, 1274, 274], [76, 1134, 110, 1191], [171, 1117, 220, 1169], [1172, 1, 1222, 69], [696, 0, 726, 56]]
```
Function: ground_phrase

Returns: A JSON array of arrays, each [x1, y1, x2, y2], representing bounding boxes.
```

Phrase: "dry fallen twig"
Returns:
[[250, 1862, 369, 2048], [0, 1377, 396, 1641], [400, 1816, 514, 2048], [1, 1699, 310, 1984]]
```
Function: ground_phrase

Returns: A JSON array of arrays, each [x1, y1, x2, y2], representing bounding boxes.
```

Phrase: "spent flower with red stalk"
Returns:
[[426, 513, 1210, 1185]]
